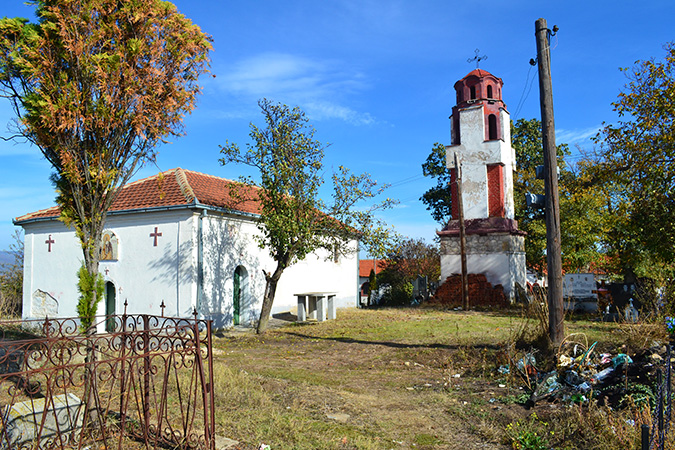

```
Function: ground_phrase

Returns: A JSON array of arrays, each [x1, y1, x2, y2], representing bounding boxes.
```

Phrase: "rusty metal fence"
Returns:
[[0, 310, 215, 450], [644, 342, 673, 450]]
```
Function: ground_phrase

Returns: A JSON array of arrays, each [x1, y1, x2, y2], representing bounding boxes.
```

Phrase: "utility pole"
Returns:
[[454, 152, 469, 310], [535, 18, 564, 344]]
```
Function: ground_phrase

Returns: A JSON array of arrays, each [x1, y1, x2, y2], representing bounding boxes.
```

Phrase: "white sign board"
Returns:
[[563, 273, 596, 299]]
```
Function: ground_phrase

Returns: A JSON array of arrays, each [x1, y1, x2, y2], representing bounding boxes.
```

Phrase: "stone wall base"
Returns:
[[440, 233, 526, 302]]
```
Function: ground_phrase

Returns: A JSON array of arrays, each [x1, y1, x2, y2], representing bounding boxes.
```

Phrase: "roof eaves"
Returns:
[[196, 202, 261, 220], [14, 201, 262, 227]]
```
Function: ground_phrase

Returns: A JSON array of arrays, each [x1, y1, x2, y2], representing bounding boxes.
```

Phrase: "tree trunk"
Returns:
[[256, 263, 286, 334], [82, 326, 99, 432], [80, 221, 105, 432]]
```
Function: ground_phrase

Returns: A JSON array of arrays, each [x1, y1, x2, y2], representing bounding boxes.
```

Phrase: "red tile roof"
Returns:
[[463, 68, 493, 79], [15, 168, 262, 223], [359, 259, 385, 278]]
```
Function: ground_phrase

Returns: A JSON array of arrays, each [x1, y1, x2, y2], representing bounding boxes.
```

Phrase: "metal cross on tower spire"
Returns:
[[467, 49, 487, 68]]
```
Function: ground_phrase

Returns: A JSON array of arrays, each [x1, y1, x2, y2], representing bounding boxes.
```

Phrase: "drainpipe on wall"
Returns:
[[176, 220, 180, 317], [197, 209, 206, 315]]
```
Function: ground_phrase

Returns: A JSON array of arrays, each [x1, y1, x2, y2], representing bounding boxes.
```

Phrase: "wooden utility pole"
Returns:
[[454, 152, 469, 310], [535, 18, 564, 344]]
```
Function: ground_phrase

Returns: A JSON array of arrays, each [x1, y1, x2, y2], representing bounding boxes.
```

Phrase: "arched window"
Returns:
[[488, 114, 498, 140], [452, 117, 460, 145], [470, 85, 476, 100], [487, 85, 493, 99]]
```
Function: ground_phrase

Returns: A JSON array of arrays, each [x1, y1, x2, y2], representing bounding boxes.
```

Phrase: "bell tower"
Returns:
[[438, 68, 526, 303]]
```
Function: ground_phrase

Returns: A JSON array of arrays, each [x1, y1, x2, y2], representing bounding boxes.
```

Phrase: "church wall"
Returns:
[[20, 206, 358, 330], [201, 213, 359, 329], [273, 240, 359, 314], [22, 221, 83, 319], [21, 210, 198, 324], [201, 214, 265, 329], [96, 210, 197, 319]]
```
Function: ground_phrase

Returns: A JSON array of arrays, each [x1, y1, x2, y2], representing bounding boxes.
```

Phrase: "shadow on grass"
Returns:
[[282, 330, 502, 351]]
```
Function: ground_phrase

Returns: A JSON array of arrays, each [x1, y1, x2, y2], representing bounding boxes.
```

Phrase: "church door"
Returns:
[[105, 281, 116, 332], [233, 266, 248, 326], [233, 267, 241, 325]]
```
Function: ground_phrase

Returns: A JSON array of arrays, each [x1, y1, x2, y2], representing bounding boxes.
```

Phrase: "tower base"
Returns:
[[438, 218, 526, 303]]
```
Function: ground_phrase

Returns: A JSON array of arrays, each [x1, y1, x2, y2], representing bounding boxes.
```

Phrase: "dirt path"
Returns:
[[211, 313, 525, 449]]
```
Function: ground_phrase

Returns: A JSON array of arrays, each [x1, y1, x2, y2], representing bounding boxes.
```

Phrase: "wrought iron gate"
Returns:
[[0, 311, 215, 450]]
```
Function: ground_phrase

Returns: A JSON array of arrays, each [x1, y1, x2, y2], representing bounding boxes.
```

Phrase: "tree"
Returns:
[[591, 42, 675, 281], [511, 119, 604, 274], [0, 0, 211, 328], [420, 142, 453, 224], [220, 99, 395, 333], [375, 237, 440, 306], [0, 230, 24, 317]]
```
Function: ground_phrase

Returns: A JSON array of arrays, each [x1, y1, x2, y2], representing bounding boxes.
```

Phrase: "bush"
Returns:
[[380, 281, 413, 306], [0, 231, 24, 317]]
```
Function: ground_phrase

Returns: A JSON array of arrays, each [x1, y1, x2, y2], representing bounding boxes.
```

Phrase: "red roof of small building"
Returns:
[[359, 259, 385, 278], [14, 168, 262, 223]]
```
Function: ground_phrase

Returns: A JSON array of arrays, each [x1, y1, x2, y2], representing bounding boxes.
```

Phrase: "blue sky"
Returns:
[[1, 1, 674, 251]]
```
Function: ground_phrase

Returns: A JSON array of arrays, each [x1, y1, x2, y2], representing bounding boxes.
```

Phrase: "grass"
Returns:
[[207, 306, 675, 449]]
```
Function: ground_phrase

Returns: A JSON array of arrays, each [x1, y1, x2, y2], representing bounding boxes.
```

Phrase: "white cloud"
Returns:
[[210, 53, 376, 125], [556, 126, 601, 146]]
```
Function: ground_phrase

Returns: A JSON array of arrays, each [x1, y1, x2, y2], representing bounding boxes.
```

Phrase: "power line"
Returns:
[[387, 174, 426, 188], [513, 64, 537, 120]]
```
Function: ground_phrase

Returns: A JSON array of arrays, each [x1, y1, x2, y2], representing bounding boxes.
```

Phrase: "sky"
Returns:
[[1, 0, 674, 251]]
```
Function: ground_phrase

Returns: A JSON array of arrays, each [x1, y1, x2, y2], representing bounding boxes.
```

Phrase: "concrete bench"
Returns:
[[295, 292, 337, 322]]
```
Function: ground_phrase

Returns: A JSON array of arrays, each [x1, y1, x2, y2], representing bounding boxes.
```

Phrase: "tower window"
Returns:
[[470, 86, 476, 100], [488, 114, 498, 140], [487, 85, 493, 99], [452, 116, 461, 145]]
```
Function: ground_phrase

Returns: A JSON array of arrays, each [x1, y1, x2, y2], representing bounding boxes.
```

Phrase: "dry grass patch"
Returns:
[[210, 307, 669, 450]]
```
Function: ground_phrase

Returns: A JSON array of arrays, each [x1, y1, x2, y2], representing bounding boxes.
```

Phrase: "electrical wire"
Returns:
[[513, 64, 537, 120]]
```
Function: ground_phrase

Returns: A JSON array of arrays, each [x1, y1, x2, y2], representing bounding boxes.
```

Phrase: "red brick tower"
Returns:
[[437, 69, 526, 303]]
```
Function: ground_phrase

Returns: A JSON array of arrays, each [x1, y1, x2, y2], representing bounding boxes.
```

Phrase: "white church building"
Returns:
[[14, 168, 359, 329]]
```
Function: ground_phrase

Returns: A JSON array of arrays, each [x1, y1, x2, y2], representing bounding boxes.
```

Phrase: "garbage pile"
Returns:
[[500, 336, 667, 409]]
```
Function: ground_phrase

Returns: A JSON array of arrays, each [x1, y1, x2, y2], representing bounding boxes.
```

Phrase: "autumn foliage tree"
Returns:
[[590, 42, 675, 282], [511, 118, 604, 274], [0, 0, 211, 328], [375, 237, 440, 305], [220, 99, 395, 333]]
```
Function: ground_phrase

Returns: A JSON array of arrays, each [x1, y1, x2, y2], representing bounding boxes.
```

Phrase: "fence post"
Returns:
[[667, 342, 672, 440], [641, 424, 649, 450], [142, 314, 151, 444], [207, 319, 215, 450], [119, 300, 128, 434], [658, 368, 665, 448]]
